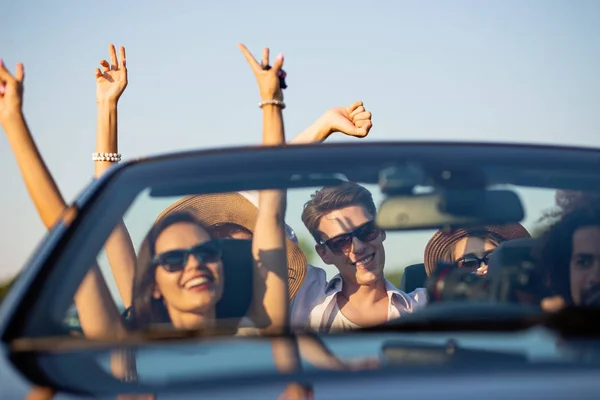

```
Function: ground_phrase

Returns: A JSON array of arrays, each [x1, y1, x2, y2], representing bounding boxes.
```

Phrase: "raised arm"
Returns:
[[237, 45, 305, 395], [238, 44, 289, 333], [93, 44, 137, 308], [0, 58, 124, 340], [290, 101, 373, 144], [0, 61, 65, 228]]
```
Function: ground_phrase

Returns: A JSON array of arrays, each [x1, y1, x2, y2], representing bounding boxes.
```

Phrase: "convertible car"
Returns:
[[2, 141, 600, 399]]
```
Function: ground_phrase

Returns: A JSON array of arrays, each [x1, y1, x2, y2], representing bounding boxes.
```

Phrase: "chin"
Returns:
[[356, 270, 382, 286], [185, 292, 219, 310]]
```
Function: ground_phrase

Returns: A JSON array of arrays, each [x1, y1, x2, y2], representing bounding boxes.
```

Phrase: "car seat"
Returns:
[[400, 263, 427, 293]]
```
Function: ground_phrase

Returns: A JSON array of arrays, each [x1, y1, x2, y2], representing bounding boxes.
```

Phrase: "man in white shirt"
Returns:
[[291, 182, 428, 332]]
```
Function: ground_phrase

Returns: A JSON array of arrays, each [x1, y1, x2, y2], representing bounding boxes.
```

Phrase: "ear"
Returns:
[[152, 285, 162, 300], [315, 243, 334, 265], [381, 230, 387, 242]]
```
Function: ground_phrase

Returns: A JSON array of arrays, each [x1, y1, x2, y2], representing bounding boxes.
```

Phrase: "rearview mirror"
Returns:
[[376, 190, 524, 231]]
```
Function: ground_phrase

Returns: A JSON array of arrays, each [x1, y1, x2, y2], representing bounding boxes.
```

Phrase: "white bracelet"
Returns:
[[92, 152, 121, 162], [258, 99, 286, 109]]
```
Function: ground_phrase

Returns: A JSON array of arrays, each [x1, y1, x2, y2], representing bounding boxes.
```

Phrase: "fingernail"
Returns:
[[276, 53, 284, 61]]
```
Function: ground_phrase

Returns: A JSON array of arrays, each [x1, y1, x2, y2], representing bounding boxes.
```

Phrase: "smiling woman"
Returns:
[[129, 212, 227, 330]]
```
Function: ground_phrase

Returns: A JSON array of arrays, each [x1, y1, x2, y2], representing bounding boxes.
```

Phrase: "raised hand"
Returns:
[[95, 44, 128, 104], [238, 44, 284, 101], [290, 101, 373, 144], [319, 101, 373, 138], [0, 60, 24, 125]]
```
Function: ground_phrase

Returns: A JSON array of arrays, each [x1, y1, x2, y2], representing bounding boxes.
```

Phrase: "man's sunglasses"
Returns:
[[454, 252, 492, 270], [318, 220, 380, 255], [152, 240, 223, 273]]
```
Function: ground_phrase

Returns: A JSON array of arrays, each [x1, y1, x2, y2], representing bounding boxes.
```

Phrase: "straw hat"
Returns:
[[155, 191, 307, 300], [423, 224, 531, 276]]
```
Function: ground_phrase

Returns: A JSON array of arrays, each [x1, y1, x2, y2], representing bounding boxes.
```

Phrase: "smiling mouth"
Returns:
[[183, 276, 215, 290], [354, 254, 375, 267]]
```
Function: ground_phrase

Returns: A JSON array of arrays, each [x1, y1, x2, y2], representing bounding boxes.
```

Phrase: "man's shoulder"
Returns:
[[306, 263, 328, 280], [295, 264, 329, 299], [385, 280, 428, 307], [290, 264, 333, 328]]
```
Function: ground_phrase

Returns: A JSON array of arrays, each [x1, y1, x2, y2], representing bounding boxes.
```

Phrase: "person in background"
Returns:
[[539, 201, 600, 307], [423, 225, 531, 277]]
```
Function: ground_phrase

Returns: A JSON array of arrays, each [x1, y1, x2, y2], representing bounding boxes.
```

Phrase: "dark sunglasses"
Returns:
[[318, 220, 380, 255], [454, 252, 492, 270], [152, 240, 223, 273]]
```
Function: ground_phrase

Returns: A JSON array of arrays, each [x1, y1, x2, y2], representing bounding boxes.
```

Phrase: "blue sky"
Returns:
[[1, 0, 599, 281]]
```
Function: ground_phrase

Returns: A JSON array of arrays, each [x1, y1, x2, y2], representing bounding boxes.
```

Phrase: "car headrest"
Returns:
[[400, 263, 427, 293], [216, 239, 253, 321], [488, 238, 538, 279]]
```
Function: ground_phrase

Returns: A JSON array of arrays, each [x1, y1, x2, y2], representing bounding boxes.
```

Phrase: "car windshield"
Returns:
[[6, 144, 600, 393]]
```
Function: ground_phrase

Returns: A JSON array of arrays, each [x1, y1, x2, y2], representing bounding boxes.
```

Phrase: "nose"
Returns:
[[350, 235, 367, 254], [184, 253, 205, 272]]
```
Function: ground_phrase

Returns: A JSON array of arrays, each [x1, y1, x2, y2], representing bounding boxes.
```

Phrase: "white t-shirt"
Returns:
[[291, 264, 428, 333], [328, 302, 363, 331]]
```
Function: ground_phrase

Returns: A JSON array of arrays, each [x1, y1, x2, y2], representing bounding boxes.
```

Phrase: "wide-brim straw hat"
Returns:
[[155, 191, 307, 300], [423, 224, 531, 276]]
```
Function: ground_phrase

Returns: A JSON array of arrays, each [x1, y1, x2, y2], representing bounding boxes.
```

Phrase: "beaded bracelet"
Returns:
[[92, 152, 121, 162], [259, 100, 286, 109]]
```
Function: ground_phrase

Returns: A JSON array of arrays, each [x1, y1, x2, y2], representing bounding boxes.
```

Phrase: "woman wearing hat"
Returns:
[[424, 224, 531, 277], [153, 191, 308, 301]]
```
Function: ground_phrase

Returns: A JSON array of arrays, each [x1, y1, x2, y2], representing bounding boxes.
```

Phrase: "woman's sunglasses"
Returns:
[[454, 252, 492, 270], [318, 220, 381, 255], [152, 240, 223, 273]]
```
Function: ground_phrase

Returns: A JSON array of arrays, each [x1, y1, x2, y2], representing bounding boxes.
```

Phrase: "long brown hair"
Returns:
[[129, 211, 210, 329]]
